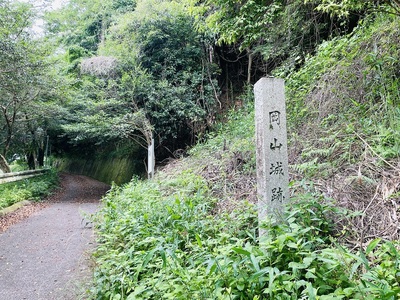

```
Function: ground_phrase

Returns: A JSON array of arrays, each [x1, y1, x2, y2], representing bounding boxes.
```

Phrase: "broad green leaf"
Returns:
[[232, 247, 251, 256], [366, 238, 381, 255]]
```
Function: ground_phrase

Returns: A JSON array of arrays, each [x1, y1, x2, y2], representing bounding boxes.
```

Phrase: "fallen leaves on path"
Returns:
[[0, 202, 49, 233]]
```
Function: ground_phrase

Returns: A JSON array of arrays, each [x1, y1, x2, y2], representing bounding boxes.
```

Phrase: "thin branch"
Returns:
[[125, 131, 149, 149], [205, 59, 221, 108]]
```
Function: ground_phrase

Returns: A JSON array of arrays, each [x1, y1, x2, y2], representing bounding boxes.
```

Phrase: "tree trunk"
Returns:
[[247, 48, 253, 84], [37, 147, 45, 167], [0, 154, 11, 173], [27, 152, 36, 170], [1, 100, 16, 158]]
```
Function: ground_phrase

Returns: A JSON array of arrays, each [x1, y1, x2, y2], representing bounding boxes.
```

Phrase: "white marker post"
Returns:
[[147, 137, 155, 179], [255, 77, 289, 235]]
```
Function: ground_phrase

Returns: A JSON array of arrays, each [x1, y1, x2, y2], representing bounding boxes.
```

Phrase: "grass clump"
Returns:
[[0, 169, 59, 209]]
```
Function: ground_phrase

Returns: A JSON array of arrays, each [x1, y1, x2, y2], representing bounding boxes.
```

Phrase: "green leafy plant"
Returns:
[[90, 169, 400, 299], [0, 169, 59, 209]]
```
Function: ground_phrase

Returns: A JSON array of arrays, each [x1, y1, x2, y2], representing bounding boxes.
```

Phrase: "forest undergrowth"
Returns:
[[89, 13, 400, 300], [282, 13, 400, 244]]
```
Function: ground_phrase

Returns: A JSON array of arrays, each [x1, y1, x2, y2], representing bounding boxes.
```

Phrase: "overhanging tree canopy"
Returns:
[[0, 0, 56, 171]]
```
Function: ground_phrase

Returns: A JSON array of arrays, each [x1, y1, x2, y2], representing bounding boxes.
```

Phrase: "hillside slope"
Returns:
[[160, 12, 400, 243], [284, 13, 400, 241], [89, 13, 400, 299]]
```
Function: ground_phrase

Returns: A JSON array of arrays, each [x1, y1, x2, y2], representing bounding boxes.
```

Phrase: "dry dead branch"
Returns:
[[80, 56, 119, 77], [310, 159, 400, 247]]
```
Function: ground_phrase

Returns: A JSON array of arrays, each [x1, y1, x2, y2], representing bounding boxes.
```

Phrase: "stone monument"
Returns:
[[254, 77, 289, 233]]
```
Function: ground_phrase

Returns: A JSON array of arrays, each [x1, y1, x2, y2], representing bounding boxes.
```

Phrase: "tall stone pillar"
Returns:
[[255, 77, 289, 235]]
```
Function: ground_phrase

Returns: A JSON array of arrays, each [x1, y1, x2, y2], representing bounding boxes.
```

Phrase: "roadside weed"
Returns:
[[91, 174, 400, 299]]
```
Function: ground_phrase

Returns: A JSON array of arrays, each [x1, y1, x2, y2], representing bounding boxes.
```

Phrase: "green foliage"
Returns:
[[188, 0, 355, 77], [112, 0, 136, 13], [306, 0, 400, 18], [0, 169, 59, 209], [112, 0, 219, 146], [190, 88, 255, 158], [280, 13, 400, 177], [45, 0, 114, 53], [0, 1, 45, 158], [202, 0, 281, 49], [48, 0, 220, 157], [36, 1, 400, 299], [91, 172, 400, 299]]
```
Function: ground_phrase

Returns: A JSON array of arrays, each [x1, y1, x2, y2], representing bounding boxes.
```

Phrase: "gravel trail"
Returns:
[[0, 173, 110, 300]]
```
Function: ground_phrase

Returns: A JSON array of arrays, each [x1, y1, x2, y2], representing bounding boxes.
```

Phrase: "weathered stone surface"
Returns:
[[255, 77, 289, 229]]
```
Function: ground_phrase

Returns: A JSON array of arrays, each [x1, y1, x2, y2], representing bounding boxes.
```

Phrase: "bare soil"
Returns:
[[0, 173, 110, 300]]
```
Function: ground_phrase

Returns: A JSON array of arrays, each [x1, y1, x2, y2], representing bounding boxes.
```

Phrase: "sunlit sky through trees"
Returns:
[[18, 0, 66, 35]]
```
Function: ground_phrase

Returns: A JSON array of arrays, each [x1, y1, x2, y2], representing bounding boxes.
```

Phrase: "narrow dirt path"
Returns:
[[0, 173, 110, 300]]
